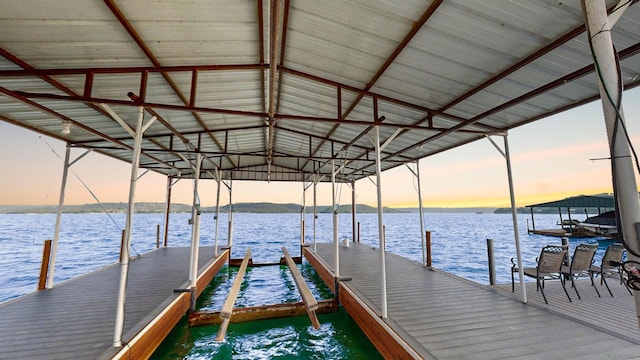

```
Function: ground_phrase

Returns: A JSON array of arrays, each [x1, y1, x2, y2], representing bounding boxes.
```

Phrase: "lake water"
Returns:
[[0, 211, 613, 358]]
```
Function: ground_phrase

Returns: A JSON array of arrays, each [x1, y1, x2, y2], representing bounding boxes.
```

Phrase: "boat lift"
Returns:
[[191, 247, 337, 338]]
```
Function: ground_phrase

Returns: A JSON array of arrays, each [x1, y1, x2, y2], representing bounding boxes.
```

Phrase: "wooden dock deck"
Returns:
[[0, 246, 226, 360], [306, 242, 640, 360]]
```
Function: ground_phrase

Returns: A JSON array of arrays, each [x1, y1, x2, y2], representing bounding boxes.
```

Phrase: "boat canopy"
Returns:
[[525, 194, 615, 209], [1, 1, 640, 182]]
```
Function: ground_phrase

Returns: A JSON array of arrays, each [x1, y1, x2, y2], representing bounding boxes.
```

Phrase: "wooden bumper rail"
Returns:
[[216, 247, 251, 341], [282, 246, 321, 329], [189, 299, 338, 327]]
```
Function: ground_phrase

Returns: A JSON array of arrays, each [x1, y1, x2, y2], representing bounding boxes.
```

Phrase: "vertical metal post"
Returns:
[[351, 180, 357, 245], [504, 134, 527, 303], [162, 175, 172, 247], [113, 107, 145, 347], [416, 160, 426, 266], [332, 159, 339, 278], [583, 0, 640, 327], [228, 179, 234, 248], [189, 153, 203, 312], [374, 125, 388, 318], [313, 178, 318, 252], [301, 181, 306, 248], [214, 170, 222, 256], [529, 207, 536, 232], [47, 143, 70, 288], [487, 239, 496, 285]]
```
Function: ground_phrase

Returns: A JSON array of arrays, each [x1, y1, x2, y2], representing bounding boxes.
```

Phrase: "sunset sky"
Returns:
[[2, 87, 639, 209]]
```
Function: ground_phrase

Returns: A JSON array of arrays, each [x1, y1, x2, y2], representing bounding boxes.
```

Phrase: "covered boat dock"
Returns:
[[2, 0, 640, 359], [525, 194, 616, 237]]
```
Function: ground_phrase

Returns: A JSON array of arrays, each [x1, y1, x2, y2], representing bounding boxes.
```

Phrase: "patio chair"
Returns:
[[561, 243, 600, 299], [590, 243, 630, 296], [511, 244, 571, 304]]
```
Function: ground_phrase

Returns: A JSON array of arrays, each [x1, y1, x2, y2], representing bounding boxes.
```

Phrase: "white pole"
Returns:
[[374, 125, 388, 318], [313, 178, 318, 252], [214, 171, 221, 256], [332, 159, 340, 278], [162, 175, 172, 247], [301, 181, 306, 247], [47, 143, 70, 288], [416, 160, 427, 266], [228, 179, 234, 248], [503, 135, 527, 303], [113, 107, 145, 347], [352, 180, 357, 244], [188, 154, 203, 311], [584, 0, 640, 326]]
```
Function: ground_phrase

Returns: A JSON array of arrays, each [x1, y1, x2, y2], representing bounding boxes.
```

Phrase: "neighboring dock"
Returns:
[[306, 242, 640, 359], [0, 246, 226, 360]]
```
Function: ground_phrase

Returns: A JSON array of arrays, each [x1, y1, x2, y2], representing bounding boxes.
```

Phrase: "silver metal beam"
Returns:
[[47, 143, 70, 289], [584, 0, 640, 327], [188, 153, 203, 311], [374, 125, 388, 318]]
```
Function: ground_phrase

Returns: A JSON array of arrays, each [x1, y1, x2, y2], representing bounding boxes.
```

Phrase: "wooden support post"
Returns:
[[156, 224, 160, 249], [216, 248, 251, 341], [426, 231, 432, 268], [282, 247, 320, 329], [38, 240, 52, 290], [119, 229, 126, 263]]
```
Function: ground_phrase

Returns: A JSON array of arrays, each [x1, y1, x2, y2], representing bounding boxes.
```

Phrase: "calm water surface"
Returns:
[[0, 211, 612, 358]]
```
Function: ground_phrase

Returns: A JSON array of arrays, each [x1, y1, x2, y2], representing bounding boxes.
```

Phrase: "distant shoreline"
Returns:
[[0, 202, 550, 214]]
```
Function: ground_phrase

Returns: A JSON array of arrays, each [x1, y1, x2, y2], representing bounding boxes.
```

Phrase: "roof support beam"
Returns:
[[380, 41, 640, 164], [438, 0, 637, 113], [103, 0, 234, 168], [280, 66, 498, 130], [0, 63, 267, 77], [0, 50, 176, 171], [341, 0, 443, 119]]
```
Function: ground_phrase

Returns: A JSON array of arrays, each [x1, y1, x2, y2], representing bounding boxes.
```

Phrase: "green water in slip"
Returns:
[[151, 264, 383, 360]]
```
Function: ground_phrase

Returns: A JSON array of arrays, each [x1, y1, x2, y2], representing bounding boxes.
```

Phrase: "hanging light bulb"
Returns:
[[61, 121, 72, 135]]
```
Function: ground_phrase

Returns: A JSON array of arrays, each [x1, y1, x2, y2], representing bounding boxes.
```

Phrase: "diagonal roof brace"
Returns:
[[380, 128, 404, 153]]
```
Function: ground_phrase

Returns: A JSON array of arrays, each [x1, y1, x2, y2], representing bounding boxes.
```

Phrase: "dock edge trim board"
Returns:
[[303, 247, 428, 360], [107, 249, 229, 360]]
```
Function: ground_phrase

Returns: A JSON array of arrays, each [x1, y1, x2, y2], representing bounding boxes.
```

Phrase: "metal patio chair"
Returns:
[[589, 243, 630, 296], [561, 243, 600, 299], [512, 244, 571, 304]]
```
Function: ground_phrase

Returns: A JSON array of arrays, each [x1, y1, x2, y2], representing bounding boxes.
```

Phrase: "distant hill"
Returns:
[[0, 202, 193, 214], [0, 202, 500, 214]]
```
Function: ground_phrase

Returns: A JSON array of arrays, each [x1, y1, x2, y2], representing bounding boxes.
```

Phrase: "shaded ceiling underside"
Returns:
[[1, 0, 640, 183]]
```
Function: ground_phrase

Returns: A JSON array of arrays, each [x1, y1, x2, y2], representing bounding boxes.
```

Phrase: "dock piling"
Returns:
[[38, 239, 52, 290], [487, 238, 496, 285], [426, 231, 432, 268]]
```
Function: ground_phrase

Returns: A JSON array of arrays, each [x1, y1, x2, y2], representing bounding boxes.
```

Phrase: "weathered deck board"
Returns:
[[0, 246, 221, 360], [310, 242, 640, 360]]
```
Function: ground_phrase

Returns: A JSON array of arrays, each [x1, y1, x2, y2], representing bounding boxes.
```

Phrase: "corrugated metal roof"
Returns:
[[1, 0, 639, 182]]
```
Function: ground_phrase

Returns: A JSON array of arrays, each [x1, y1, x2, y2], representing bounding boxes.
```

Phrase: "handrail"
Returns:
[[282, 247, 320, 329], [216, 247, 251, 341]]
